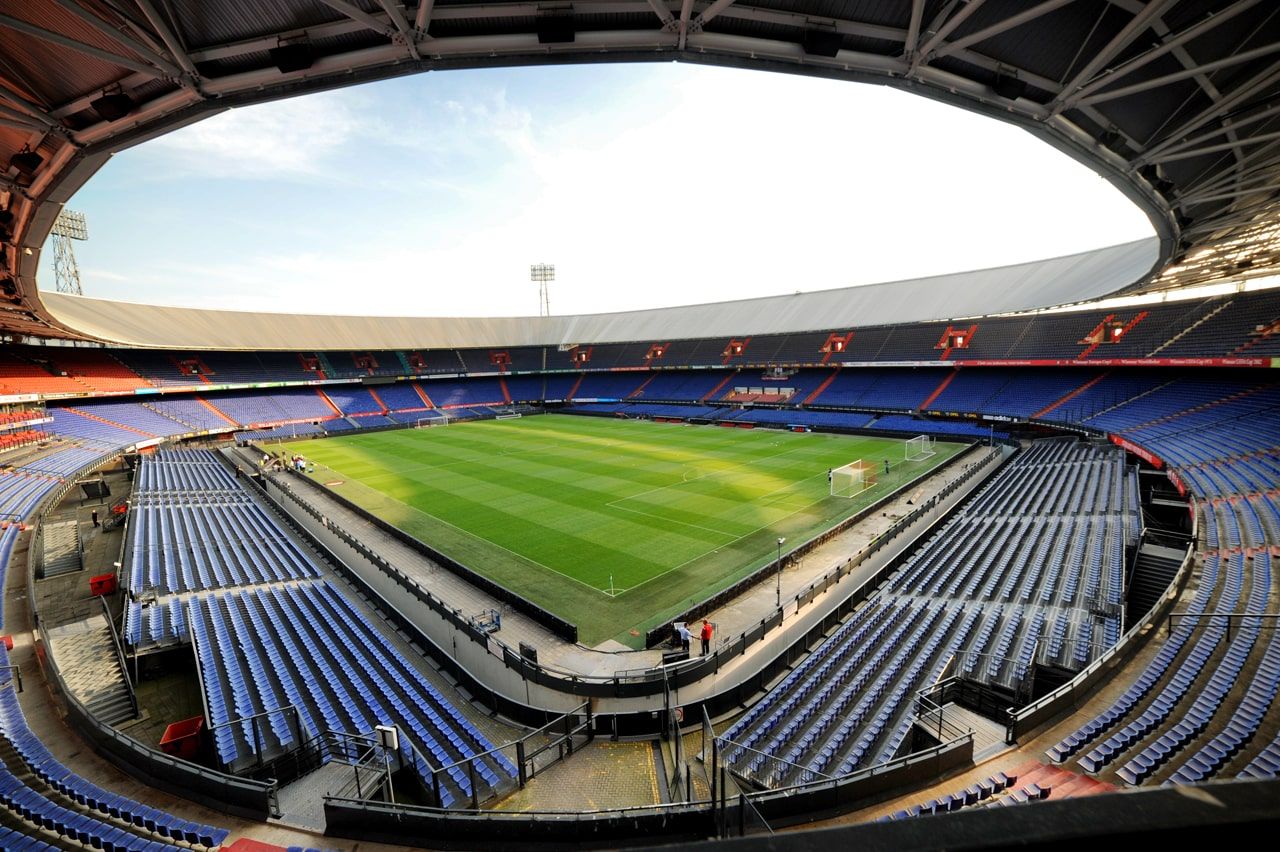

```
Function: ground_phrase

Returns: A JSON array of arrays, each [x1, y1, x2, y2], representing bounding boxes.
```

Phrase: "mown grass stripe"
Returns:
[[283, 414, 965, 646]]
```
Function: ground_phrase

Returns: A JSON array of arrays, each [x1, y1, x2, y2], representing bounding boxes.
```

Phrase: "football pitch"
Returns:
[[281, 414, 965, 647]]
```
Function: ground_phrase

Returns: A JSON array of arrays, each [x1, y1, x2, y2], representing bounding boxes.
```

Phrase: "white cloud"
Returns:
[[51, 64, 1156, 317], [148, 91, 367, 179], [81, 268, 132, 283]]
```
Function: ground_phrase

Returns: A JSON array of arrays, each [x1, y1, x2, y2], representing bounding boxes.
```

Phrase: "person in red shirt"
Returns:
[[700, 619, 713, 655]]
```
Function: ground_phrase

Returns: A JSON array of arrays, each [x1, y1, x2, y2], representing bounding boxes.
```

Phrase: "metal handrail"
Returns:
[[97, 594, 138, 720]]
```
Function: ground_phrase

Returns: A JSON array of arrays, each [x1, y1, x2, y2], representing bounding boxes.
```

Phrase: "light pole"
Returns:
[[775, 537, 786, 609], [531, 263, 554, 317]]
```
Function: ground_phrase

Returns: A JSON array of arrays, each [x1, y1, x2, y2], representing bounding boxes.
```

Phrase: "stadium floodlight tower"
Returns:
[[50, 208, 88, 295], [531, 263, 554, 317]]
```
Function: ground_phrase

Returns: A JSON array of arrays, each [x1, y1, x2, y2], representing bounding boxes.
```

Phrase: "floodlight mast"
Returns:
[[531, 263, 554, 317], [50, 208, 88, 296]]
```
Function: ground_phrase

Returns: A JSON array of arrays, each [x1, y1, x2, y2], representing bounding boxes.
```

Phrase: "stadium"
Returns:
[[1, 1, 1280, 849]]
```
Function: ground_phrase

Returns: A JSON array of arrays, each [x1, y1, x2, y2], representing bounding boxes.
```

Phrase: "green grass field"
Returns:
[[281, 415, 964, 647]]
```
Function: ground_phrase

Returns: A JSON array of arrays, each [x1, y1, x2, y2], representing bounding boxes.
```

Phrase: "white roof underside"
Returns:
[[38, 238, 1159, 350]]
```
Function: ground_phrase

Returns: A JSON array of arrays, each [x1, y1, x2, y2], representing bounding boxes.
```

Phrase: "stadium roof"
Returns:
[[2, 1, 1279, 344], [37, 238, 1157, 349]]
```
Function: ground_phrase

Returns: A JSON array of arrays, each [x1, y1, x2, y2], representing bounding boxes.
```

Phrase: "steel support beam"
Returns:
[[1079, 41, 1280, 107], [1064, 1, 1266, 108], [1154, 102, 1280, 161], [691, 0, 738, 33], [645, 0, 674, 27], [1141, 60, 1280, 163], [49, 0, 183, 77], [1052, 0, 1178, 113], [376, 0, 422, 58], [0, 79, 60, 128], [914, 0, 988, 68], [676, 0, 694, 48], [0, 12, 166, 78], [930, 0, 1076, 62], [1182, 149, 1280, 200], [1150, 130, 1280, 165], [0, 115, 44, 132], [1180, 181, 1280, 206], [132, 0, 203, 77], [317, 0, 397, 38], [415, 0, 435, 35], [904, 0, 926, 60]]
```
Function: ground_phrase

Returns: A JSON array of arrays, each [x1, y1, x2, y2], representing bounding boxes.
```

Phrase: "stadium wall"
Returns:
[[322, 730, 975, 848]]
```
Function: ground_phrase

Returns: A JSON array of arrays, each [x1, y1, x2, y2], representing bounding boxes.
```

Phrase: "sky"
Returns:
[[39, 62, 1156, 318]]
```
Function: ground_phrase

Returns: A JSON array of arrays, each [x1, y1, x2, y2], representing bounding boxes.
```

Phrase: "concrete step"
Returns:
[[48, 616, 135, 725], [39, 520, 81, 578]]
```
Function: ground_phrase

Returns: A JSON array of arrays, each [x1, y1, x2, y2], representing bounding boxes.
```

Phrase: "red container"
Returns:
[[88, 573, 117, 596], [159, 716, 204, 760]]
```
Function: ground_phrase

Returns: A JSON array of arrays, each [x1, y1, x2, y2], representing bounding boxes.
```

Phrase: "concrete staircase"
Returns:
[[38, 521, 80, 579], [1148, 299, 1233, 356], [47, 615, 135, 725]]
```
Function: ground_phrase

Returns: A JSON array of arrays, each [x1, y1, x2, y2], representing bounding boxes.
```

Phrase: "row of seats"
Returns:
[[188, 582, 517, 804], [4, 291, 1276, 398], [1048, 371, 1280, 786], [0, 444, 107, 519], [0, 458, 230, 848], [0, 430, 47, 454], [119, 449, 517, 807], [31, 367, 1274, 460], [125, 493, 322, 595], [721, 438, 1136, 786], [568, 402, 1010, 440], [134, 449, 240, 495], [0, 676, 227, 849]]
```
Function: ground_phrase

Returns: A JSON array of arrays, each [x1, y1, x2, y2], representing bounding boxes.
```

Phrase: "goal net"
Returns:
[[416, 415, 447, 428], [905, 434, 936, 462], [495, 412, 522, 421], [830, 460, 877, 498]]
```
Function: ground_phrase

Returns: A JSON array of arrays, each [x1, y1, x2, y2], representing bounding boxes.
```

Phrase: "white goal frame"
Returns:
[[905, 434, 936, 462], [495, 412, 523, 421], [830, 460, 877, 498], [416, 415, 447, 428]]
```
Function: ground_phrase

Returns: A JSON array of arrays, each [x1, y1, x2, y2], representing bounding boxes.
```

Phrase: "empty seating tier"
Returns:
[[720, 438, 1137, 787]]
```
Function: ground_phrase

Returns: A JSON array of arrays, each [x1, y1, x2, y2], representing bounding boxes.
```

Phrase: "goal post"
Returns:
[[905, 434, 936, 462], [416, 415, 447, 428], [830, 460, 877, 498]]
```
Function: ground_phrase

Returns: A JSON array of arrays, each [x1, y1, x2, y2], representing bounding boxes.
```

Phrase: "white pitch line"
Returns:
[[607, 501, 742, 539]]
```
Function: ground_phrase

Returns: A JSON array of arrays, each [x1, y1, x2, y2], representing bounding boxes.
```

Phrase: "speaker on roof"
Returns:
[[1096, 129, 1121, 150], [536, 14, 575, 44], [90, 92, 135, 122], [269, 42, 315, 73], [992, 74, 1027, 101], [8, 148, 43, 176], [802, 29, 843, 58]]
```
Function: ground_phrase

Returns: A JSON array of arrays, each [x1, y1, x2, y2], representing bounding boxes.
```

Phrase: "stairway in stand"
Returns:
[[46, 614, 134, 725], [38, 520, 80, 579]]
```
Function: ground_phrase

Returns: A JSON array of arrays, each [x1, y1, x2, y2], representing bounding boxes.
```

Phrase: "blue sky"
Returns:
[[41, 62, 1154, 317]]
